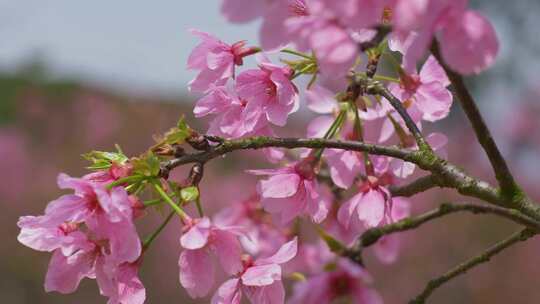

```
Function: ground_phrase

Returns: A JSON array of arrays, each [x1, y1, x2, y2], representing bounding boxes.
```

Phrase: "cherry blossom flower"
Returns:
[[236, 57, 299, 127], [249, 158, 329, 225], [220, 0, 306, 50], [337, 175, 393, 229], [188, 29, 258, 92], [211, 237, 298, 304], [18, 173, 141, 261], [372, 197, 411, 264], [194, 85, 266, 138], [388, 55, 452, 123], [179, 217, 245, 298], [390, 0, 498, 74], [289, 258, 382, 304], [214, 195, 289, 257]]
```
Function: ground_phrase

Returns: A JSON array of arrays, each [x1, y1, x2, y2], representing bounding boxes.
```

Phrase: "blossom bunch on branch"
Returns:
[[18, 1, 540, 303]]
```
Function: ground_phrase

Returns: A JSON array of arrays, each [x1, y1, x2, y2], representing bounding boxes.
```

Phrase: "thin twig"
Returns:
[[430, 40, 517, 195], [369, 81, 430, 150], [355, 203, 540, 249], [409, 228, 537, 304]]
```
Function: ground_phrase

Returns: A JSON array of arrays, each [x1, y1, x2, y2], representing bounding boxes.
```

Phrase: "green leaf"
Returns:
[[180, 186, 199, 202], [160, 116, 191, 145], [82, 148, 128, 170], [131, 152, 161, 177]]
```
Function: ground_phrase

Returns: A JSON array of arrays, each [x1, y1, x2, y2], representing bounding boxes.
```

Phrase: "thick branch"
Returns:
[[431, 41, 517, 194], [409, 228, 536, 304], [390, 175, 439, 197], [162, 135, 540, 221]]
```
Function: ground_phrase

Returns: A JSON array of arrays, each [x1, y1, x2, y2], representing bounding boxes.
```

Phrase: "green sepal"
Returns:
[[180, 186, 199, 202]]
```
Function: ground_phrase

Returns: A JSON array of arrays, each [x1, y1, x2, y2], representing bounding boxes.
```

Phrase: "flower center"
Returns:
[[294, 157, 316, 180], [329, 273, 354, 298], [400, 73, 422, 93]]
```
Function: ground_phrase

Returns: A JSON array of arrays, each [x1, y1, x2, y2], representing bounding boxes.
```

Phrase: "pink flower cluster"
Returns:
[[18, 1, 503, 303], [221, 0, 498, 75], [17, 168, 145, 304]]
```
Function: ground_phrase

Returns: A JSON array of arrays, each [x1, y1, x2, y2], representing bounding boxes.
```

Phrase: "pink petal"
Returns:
[[391, 197, 412, 221], [351, 286, 383, 304], [86, 215, 141, 264], [211, 278, 242, 304], [356, 190, 386, 228], [114, 263, 146, 304], [440, 10, 499, 75], [373, 235, 401, 264], [390, 159, 416, 179], [420, 55, 450, 87], [194, 86, 232, 117], [180, 217, 212, 250], [415, 82, 453, 122], [17, 216, 69, 252], [220, 0, 265, 23], [243, 280, 285, 304], [241, 264, 281, 287], [179, 249, 215, 298], [426, 132, 448, 151], [326, 150, 362, 189], [307, 116, 335, 138], [44, 249, 94, 294], [337, 193, 362, 229], [211, 230, 243, 275], [304, 181, 329, 223], [259, 3, 290, 50], [44, 194, 89, 224], [305, 85, 338, 114], [256, 237, 298, 266], [310, 23, 357, 76], [258, 173, 301, 198]]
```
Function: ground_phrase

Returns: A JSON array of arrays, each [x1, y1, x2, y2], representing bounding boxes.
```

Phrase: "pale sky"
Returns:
[[0, 0, 258, 95], [0, 0, 538, 101]]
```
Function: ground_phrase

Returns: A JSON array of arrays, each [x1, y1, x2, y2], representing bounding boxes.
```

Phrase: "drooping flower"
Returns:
[[236, 56, 299, 127], [390, 0, 499, 74], [188, 29, 258, 92], [179, 217, 245, 298], [17, 172, 143, 302], [18, 173, 141, 262], [372, 197, 411, 264], [337, 175, 393, 229], [96, 261, 146, 304], [211, 237, 298, 304], [249, 158, 329, 225]]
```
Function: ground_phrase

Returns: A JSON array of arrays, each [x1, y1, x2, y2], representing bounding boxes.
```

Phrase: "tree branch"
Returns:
[[409, 228, 537, 304], [390, 175, 439, 197], [161, 135, 540, 221], [162, 137, 414, 170], [430, 40, 517, 195], [352, 75, 431, 150], [355, 203, 540, 249]]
